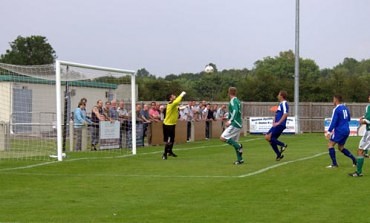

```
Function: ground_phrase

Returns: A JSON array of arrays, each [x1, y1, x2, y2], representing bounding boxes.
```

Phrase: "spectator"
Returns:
[[212, 104, 218, 120], [74, 102, 92, 151], [181, 101, 194, 142], [116, 100, 129, 148], [205, 103, 215, 139], [109, 99, 119, 121], [216, 104, 228, 131], [103, 101, 112, 121], [149, 101, 161, 122], [91, 99, 106, 150], [159, 104, 166, 121], [179, 104, 188, 121], [141, 104, 151, 142], [117, 100, 129, 121], [216, 104, 227, 120], [192, 102, 201, 121], [135, 104, 144, 122], [199, 100, 207, 119], [141, 104, 152, 124], [79, 97, 88, 119], [201, 103, 207, 120]]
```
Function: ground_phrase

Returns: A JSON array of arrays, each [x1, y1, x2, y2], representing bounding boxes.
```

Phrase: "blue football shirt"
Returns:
[[275, 100, 289, 127], [328, 104, 350, 135]]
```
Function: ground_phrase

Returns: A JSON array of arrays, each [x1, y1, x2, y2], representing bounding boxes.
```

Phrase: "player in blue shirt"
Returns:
[[265, 90, 289, 161], [325, 95, 357, 168]]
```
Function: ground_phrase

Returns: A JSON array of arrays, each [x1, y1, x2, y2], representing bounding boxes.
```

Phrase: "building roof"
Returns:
[[0, 74, 117, 89]]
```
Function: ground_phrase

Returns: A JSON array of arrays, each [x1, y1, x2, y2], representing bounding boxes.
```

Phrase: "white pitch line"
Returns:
[[0, 161, 58, 172], [0, 138, 263, 172], [2, 137, 293, 176], [112, 137, 264, 158], [0, 172, 235, 178], [0, 151, 328, 179], [238, 152, 327, 178], [1, 151, 326, 178]]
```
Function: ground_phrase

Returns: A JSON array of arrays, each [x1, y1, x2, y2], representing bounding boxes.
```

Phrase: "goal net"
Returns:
[[0, 60, 137, 161]]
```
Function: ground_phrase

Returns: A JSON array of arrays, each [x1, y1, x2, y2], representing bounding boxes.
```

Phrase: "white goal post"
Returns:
[[0, 60, 137, 161], [55, 60, 137, 161]]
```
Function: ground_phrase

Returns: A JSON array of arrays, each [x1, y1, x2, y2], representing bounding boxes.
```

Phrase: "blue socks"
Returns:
[[328, 148, 337, 166], [341, 148, 356, 164], [270, 138, 285, 147], [271, 142, 280, 157], [328, 148, 357, 166]]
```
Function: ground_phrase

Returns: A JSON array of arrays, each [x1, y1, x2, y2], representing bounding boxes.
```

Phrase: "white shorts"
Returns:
[[221, 125, 241, 142], [359, 131, 370, 151]]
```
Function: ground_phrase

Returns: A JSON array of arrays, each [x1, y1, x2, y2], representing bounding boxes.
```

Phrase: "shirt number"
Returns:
[[343, 110, 348, 119]]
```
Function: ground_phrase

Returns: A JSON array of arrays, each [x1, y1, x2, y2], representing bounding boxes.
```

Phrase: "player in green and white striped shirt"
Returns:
[[349, 94, 370, 177], [220, 87, 244, 165]]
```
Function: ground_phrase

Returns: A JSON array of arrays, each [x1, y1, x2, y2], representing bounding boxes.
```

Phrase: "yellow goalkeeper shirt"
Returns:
[[163, 95, 184, 126]]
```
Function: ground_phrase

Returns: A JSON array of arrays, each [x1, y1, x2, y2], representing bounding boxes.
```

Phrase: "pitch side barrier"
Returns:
[[149, 120, 224, 145]]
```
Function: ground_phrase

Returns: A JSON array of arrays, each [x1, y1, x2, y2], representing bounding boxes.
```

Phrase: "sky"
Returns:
[[1, 0, 370, 76]]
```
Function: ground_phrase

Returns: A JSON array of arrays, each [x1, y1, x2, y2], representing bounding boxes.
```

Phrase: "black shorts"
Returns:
[[163, 124, 176, 143]]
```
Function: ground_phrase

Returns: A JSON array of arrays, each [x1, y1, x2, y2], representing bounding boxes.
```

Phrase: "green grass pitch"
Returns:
[[0, 133, 369, 223]]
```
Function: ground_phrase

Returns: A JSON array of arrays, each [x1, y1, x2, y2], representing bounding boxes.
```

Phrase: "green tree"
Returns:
[[96, 51, 369, 103], [253, 50, 295, 80], [137, 68, 157, 79], [325, 58, 370, 102], [250, 50, 296, 101], [193, 75, 223, 101], [0, 35, 56, 65], [250, 50, 323, 102], [137, 78, 186, 101]]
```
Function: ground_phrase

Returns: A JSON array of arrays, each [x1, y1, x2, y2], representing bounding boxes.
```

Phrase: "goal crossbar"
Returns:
[[55, 60, 137, 161], [57, 60, 135, 76]]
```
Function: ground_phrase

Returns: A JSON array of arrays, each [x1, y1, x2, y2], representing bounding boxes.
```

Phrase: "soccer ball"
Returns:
[[204, 65, 214, 73]]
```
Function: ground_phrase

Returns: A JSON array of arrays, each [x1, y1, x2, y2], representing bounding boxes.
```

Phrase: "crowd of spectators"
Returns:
[[72, 98, 229, 150]]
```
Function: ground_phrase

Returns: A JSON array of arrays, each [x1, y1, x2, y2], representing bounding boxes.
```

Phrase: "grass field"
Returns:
[[0, 133, 369, 223]]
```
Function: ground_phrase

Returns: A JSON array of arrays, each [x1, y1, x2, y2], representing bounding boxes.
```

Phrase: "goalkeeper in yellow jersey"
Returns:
[[162, 91, 186, 160]]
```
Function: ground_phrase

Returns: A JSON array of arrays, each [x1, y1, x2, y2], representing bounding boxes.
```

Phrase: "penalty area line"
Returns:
[[238, 152, 327, 178]]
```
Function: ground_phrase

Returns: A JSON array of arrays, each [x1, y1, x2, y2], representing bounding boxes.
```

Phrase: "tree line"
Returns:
[[136, 50, 370, 102], [1, 35, 369, 102]]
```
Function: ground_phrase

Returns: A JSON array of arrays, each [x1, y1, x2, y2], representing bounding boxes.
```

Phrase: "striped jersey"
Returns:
[[364, 104, 370, 131], [228, 97, 242, 128]]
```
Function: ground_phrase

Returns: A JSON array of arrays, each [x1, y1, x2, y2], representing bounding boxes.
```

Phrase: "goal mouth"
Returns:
[[0, 60, 137, 161]]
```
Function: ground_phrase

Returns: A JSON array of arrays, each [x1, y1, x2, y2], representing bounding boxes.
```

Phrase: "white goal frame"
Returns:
[[55, 60, 137, 161]]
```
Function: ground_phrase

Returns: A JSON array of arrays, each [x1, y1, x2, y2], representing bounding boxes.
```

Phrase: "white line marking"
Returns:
[[0, 152, 328, 179], [0, 138, 263, 172], [1, 151, 325, 178], [2, 137, 327, 178], [238, 152, 327, 178], [0, 161, 58, 171]]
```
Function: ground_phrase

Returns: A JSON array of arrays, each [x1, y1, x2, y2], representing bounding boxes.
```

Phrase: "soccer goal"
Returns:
[[0, 60, 137, 161]]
